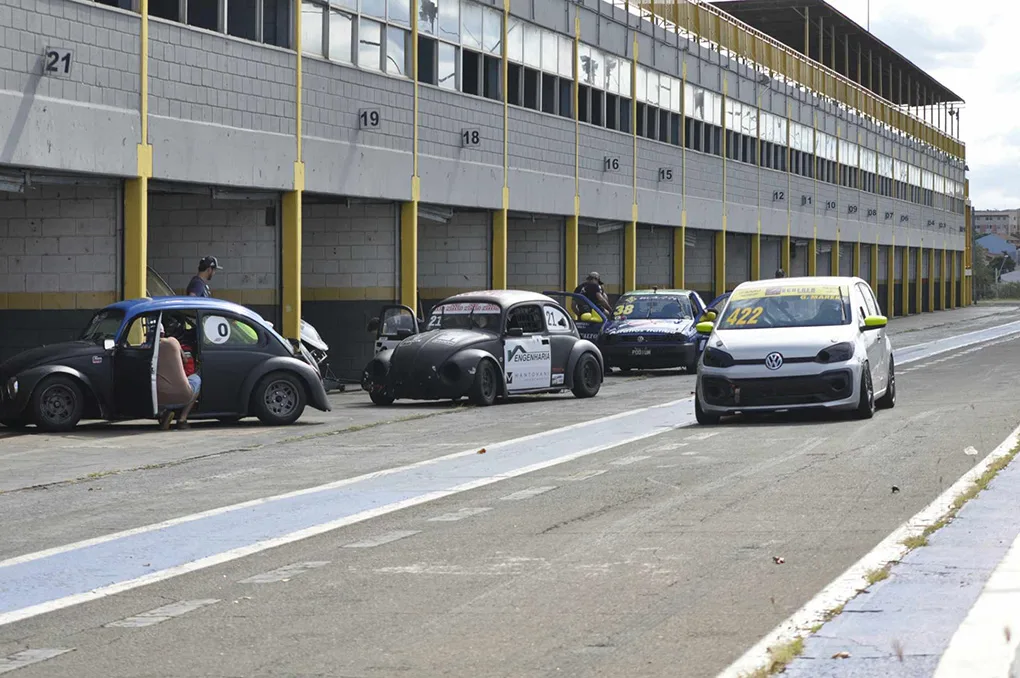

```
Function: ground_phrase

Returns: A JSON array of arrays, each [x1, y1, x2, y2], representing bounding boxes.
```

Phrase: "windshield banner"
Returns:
[[731, 285, 845, 301], [435, 303, 501, 314]]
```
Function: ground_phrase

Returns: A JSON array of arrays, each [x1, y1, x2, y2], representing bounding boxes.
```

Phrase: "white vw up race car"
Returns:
[[694, 277, 895, 424]]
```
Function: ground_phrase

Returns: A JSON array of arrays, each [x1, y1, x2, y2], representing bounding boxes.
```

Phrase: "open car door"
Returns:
[[542, 291, 607, 342], [372, 305, 419, 354], [113, 311, 162, 419]]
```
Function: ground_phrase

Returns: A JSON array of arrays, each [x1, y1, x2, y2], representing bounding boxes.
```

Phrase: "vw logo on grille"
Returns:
[[637, 336, 645, 343], [764, 352, 784, 370]]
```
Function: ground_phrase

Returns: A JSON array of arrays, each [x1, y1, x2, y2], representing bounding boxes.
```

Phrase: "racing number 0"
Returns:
[[725, 306, 763, 326]]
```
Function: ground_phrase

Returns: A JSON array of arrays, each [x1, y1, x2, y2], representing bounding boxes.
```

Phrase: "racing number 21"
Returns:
[[726, 307, 762, 326]]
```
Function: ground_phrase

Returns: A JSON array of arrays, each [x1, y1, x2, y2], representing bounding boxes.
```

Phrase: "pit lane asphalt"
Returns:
[[1, 305, 1019, 678]]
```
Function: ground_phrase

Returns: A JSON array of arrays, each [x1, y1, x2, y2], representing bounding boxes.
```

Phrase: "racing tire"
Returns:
[[32, 375, 84, 433], [571, 353, 602, 399], [855, 363, 876, 420], [370, 389, 395, 406], [253, 372, 307, 425], [468, 359, 498, 407], [694, 392, 720, 425], [876, 359, 896, 410]]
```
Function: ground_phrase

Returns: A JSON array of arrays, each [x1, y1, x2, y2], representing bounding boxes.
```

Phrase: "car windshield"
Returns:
[[717, 284, 851, 329], [614, 294, 693, 320], [80, 309, 126, 343], [426, 302, 502, 333]]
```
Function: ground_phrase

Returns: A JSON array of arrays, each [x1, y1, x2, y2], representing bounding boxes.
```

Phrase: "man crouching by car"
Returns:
[[156, 324, 201, 431]]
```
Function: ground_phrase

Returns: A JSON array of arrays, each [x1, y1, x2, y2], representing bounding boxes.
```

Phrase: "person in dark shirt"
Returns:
[[573, 272, 613, 316], [186, 256, 221, 297]]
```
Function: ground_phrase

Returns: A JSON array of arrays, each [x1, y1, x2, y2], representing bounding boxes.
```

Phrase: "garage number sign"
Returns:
[[204, 316, 232, 344], [44, 47, 73, 77]]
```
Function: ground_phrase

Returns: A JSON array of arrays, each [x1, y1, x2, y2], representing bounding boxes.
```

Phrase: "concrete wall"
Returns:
[[579, 225, 623, 295], [507, 216, 562, 292], [761, 236, 781, 276], [636, 225, 672, 290], [686, 229, 714, 298], [0, 183, 119, 359], [725, 232, 750, 289], [148, 193, 279, 312], [792, 242, 809, 277], [418, 210, 490, 302]]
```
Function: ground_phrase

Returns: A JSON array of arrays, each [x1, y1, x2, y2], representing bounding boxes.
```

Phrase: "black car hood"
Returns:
[[0, 341, 102, 377], [603, 318, 695, 336], [390, 330, 492, 369]]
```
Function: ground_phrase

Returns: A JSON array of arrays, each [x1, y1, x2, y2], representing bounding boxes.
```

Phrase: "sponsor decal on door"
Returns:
[[504, 338, 551, 390]]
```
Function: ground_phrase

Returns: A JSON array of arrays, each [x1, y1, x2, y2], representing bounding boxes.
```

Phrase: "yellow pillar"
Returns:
[[902, 246, 910, 315], [940, 247, 947, 311], [624, 219, 637, 292], [830, 232, 840, 276], [927, 248, 935, 313], [125, 0, 152, 301], [781, 235, 791, 276], [870, 240, 878, 293], [886, 243, 896, 319], [281, 0, 305, 340], [916, 245, 924, 314], [964, 198, 972, 306], [950, 249, 957, 309], [807, 236, 817, 276], [714, 231, 726, 296], [750, 233, 761, 281], [492, 209, 508, 289], [400, 201, 418, 310], [565, 216, 578, 292], [282, 185, 303, 339], [673, 224, 686, 289]]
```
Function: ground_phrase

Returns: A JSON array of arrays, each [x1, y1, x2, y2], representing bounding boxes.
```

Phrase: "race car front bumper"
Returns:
[[697, 360, 864, 414], [600, 341, 696, 369]]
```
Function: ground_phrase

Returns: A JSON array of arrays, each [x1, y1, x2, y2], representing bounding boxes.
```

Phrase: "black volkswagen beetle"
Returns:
[[0, 297, 331, 432], [362, 290, 604, 406]]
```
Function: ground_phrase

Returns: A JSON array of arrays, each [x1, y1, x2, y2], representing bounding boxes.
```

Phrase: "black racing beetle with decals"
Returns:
[[362, 290, 604, 406], [0, 297, 331, 433]]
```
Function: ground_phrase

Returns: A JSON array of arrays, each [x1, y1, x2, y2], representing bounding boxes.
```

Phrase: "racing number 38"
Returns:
[[725, 307, 763, 326]]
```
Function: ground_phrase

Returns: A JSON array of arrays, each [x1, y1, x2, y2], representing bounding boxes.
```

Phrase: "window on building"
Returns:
[[263, 0, 291, 47], [228, 0, 259, 40], [359, 18, 383, 70], [148, 0, 179, 21], [188, 0, 218, 30]]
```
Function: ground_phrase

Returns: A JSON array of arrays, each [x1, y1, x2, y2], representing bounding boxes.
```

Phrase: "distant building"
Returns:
[[976, 234, 1018, 262], [974, 210, 1020, 237]]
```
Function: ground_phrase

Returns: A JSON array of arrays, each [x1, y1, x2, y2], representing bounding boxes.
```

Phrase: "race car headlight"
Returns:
[[5, 378, 16, 397], [816, 342, 855, 363], [702, 346, 735, 368]]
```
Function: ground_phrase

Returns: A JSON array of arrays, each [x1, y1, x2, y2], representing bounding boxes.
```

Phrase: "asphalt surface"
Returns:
[[1, 305, 1019, 678]]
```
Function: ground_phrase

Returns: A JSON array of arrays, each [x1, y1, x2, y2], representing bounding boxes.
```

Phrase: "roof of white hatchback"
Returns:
[[735, 276, 862, 289]]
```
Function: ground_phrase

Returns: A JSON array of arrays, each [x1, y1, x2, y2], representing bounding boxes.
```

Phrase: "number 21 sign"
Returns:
[[44, 48, 73, 77]]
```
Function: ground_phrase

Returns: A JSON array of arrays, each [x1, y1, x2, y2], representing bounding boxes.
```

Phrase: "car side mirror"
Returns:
[[702, 310, 718, 322], [366, 317, 380, 333], [696, 321, 715, 335], [505, 327, 525, 337], [862, 315, 887, 331], [103, 339, 116, 351]]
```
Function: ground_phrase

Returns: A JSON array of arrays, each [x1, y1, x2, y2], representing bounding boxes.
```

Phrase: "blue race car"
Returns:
[[598, 289, 709, 373]]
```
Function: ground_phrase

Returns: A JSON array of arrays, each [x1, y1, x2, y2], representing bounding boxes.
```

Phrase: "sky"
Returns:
[[825, 0, 1012, 209]]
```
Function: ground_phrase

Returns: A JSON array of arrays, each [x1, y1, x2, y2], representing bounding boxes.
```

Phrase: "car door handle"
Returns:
[[541, 339, 550, 345]]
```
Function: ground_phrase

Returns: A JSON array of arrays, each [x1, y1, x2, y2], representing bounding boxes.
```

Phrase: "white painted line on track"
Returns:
[[238, 561, 330, 584], [0, 649, 74, 675], [428, 508, 493, 522], [559, 469, 608, 481], [932, 531, 1020, 678], [104, 599, 219, 628], [500, 486, 558, 501], [685, 431, 720, 441], [716, 420, 1020, 678], [610, 455, 652, 466], [342, 531, 420, 548]]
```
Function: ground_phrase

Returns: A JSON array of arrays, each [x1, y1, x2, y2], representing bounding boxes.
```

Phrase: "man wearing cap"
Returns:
[[573, 272, 613, 317], [187, 256, 221, 297]]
